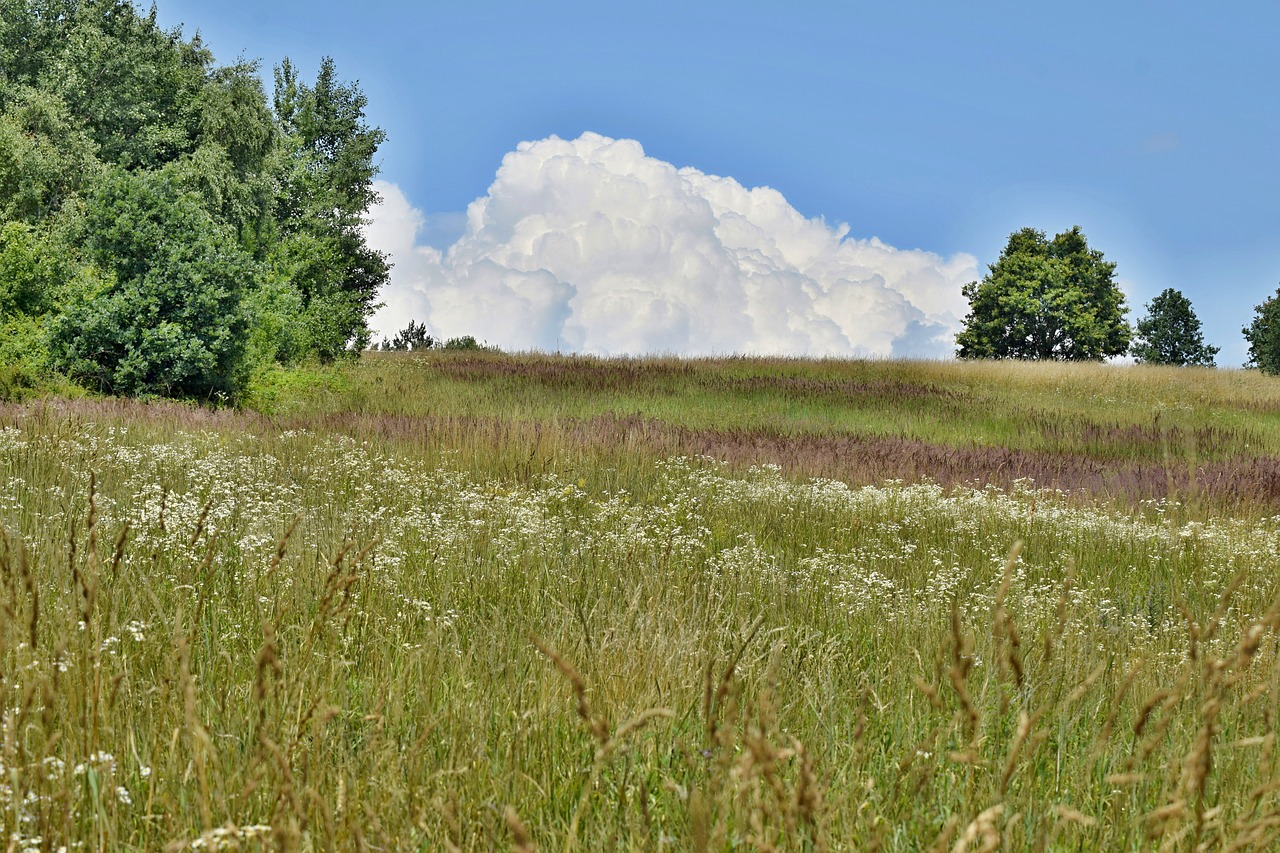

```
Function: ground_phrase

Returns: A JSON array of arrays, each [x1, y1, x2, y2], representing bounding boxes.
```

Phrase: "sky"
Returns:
[[153, 0, 1280, 364]]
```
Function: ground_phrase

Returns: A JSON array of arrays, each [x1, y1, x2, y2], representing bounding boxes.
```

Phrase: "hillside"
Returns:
[[255, 353, 1280, 513], [2, 354, 1280, 849]]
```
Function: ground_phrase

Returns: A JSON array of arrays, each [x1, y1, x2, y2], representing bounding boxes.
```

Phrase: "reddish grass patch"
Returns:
[[6, 399, 1278, 512]]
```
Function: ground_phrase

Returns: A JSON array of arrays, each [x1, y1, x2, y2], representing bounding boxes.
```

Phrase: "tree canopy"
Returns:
[[955, 227, 1130, 361], [1244, 287, 1280, 375], [1130, 288, 1218, 367], [0, 0, 389, 400]]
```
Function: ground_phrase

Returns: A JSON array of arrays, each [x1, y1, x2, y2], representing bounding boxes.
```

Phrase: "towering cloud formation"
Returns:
[[367, 133, 978, 357]]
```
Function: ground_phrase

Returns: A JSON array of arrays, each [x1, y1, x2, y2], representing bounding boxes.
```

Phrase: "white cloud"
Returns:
[[367, 132, 978, 357]]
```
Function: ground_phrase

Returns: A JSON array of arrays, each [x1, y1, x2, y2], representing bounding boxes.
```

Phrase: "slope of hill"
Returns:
[[1, 354, 1279, 849]]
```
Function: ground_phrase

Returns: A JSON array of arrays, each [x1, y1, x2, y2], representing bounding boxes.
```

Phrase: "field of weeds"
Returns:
[[4, 355, 1280, 849]]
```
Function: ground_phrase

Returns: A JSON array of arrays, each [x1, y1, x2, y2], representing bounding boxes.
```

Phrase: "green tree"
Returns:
[[0, 0, 393, 397], [956, 226, 1130, 361], [48, 170, 254, 397], [165, 61, 278, 248], [0, 86, 102, 223], [0, 221, 58, 319], [271, 56, 389, 359], [1244, 286, 1280, 375], [0, 219, 102, 381], [48, 0, 211, 169], [1130, 288, 1218, 366], [382, 319, 435, 351]]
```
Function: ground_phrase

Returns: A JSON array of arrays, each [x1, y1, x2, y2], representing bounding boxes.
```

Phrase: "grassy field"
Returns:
[[4, 354, 1280, 849]]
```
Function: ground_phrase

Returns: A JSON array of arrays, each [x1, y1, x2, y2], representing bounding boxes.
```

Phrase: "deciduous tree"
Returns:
[[956, 227, 1130, 361], [1244, 286, 1280, 375], [0, 0, 394, 397], [271, 56, 389, 359], [48, 170, 253, 397], [1130, 288, 1217, 366]]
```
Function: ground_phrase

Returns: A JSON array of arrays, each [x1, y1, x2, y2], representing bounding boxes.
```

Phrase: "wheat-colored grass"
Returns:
[[2, 355, 1280, 848]]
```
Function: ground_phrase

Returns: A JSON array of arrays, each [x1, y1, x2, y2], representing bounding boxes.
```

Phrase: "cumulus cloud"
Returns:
[[367, 132, 978, 358]]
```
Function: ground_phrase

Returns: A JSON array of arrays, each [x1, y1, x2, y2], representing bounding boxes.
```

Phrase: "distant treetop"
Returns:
[[956, 226, 1130, 362], [1130, 288, 1218, 367], [1244, 286, 1280, 375]]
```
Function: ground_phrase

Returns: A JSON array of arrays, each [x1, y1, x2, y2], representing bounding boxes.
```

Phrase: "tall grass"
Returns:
[[245, 354, 1280, 514], [3, 368, 1280, 849]]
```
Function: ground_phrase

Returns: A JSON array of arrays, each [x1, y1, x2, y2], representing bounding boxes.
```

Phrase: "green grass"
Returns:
[[3, 354, 1280, 849], [291, 353, 1280, 452]]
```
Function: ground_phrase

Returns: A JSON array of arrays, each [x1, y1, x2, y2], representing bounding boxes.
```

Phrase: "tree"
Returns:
[[383, 319, 434, 351], [0, 1, 393, 397], [1244, 286, 1280, 375], [45, 0, 211, 169], [47, 170, 254, 398], [0, 221, 62, 376], [956, 226, 1131, 361], [1130, 288, 1218, 366], [270, 56, 389, 359], [0, 86, 102, 223]]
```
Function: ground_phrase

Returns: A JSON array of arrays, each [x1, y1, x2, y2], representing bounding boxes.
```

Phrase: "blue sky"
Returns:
[[155, 0, 1280, 363]]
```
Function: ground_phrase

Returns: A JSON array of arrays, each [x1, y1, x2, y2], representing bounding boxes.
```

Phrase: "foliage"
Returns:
[[441, 334, 488, 351], [0, 219, 99, 375], [1130, 287, 1218, 366], [48, 170, 252, 398], [373, 323, 496, 353], [956, 226, 1130, 361], [0, 220, 58, 318], [0, 85, 102, 222], [0, 0, 389, 398], [1243, 286, 1280, 375], [270, 56, 388, 360], [239, 360, 353, 414], [378, 318, 435, 351]]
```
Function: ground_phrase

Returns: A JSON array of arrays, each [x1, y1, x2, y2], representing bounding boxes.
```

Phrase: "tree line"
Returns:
[[0, 0, 388, 400], [957, 225, 1280, 372]]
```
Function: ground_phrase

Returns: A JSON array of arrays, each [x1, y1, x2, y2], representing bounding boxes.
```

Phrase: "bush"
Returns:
[[48, 171, 253, 399]]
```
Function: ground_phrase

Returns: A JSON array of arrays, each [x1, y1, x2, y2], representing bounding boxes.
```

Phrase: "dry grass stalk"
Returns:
[[1061, 662, 1105, 708], [999, 711, 1033, 795], [433, 797, 464, 853], [952, 803, 1004, 853], [1092, 659, 1144, 754], [991, 541, 1025, 692], [108, 521, 128, 583], [173, 617, 214, 831], [948, 598, 980, 747], [706, 614, 765, 746], [188, 498, 212, 547], [504, 805, 535, 853], [73, 472, 99, 628], [1052, 804, 1097, 827], [927, 815, 961, 853], [264, 514, 301, 579], [1204, 569, 1250, 643], [0, 525, 39, 651], [533, 635, 674, 850], [1043, 558, 1076, 664], [531, 635, 608, 743]]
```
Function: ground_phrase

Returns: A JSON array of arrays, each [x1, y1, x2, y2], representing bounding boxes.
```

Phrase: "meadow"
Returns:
[[4, 353, 1280, 849]]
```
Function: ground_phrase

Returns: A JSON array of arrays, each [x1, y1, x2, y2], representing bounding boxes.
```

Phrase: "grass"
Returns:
[[3, 353, 1280, 849], [261, 353, 1280, 514]]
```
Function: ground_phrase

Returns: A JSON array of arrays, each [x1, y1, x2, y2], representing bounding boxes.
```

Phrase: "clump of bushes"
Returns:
[[372, 320, 497, 353]]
